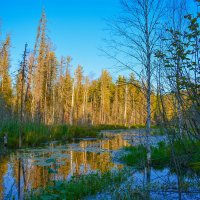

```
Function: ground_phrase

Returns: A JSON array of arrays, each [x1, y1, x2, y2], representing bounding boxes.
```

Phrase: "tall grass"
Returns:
[[121, 140, 200, 172], [0, 121, 130, 148]]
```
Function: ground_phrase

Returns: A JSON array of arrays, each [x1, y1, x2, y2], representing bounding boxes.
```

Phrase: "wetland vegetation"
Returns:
[[0, 0, 200, 199]]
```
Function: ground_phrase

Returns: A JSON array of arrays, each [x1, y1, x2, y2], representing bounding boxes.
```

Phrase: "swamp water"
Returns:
[[0, 130, 199, 200]]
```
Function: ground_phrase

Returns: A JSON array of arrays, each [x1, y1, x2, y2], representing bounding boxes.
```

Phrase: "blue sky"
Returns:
[[0, 0, 121, 79]]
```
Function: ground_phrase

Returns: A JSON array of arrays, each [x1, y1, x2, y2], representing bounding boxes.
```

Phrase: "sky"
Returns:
[[0, 0, 121, 79]]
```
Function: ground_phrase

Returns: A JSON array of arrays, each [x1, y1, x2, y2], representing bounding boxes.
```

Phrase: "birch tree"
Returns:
[[106, 0, 164, 164]]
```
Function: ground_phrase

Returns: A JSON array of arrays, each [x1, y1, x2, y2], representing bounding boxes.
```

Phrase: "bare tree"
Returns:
[[105, 0, 164, 165], [19, 43, 28, 148]]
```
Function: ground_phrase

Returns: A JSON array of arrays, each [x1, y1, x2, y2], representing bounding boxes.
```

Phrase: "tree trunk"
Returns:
[[124, 84, 128, 126], [70, 80, 75, 125], [145, 0, 151, 165]]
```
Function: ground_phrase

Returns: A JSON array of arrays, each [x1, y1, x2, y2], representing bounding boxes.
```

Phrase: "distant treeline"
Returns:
[[0, 7, 199, 139], [0, 10, 174, 128]]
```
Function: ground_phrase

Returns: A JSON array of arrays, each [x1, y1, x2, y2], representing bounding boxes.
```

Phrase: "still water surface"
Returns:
[[1, 130, 199, 200], [0, 131, 132, 199]]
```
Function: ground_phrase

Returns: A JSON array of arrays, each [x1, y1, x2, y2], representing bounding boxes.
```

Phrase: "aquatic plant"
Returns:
[[27, 169, 128, 200]]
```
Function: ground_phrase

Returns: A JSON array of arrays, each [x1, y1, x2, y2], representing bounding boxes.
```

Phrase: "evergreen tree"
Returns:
[[0, 35, 12, 108], [74, 65, 84, 124], [99, 70, 112, 124]]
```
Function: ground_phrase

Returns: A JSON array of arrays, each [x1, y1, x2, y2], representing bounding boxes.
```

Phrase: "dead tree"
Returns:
[[19, 43, 28, 148]]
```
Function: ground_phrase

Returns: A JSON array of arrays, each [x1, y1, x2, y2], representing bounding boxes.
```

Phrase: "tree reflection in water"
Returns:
[[0, 133, 129, 199]]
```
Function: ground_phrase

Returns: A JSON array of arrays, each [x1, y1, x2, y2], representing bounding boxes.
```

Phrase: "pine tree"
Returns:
[[74, 65, 84, 124], [99, 70, 112, 124], [32, 9, 48, 123], [31, 10, 58, 124], [0, 35, 12, 108], [64, 57, 73, 124]]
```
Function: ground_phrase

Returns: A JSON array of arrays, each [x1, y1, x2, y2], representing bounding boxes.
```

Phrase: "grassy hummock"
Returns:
[[121, 140, 200, 171]]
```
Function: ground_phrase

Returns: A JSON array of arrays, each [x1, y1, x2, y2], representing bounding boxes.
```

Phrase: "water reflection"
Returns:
[[1, 132, 199, 200], [0, 134, 129, 199]]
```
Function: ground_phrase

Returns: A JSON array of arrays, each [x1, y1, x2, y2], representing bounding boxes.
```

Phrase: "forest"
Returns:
[[0, 0, 200, 199]]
